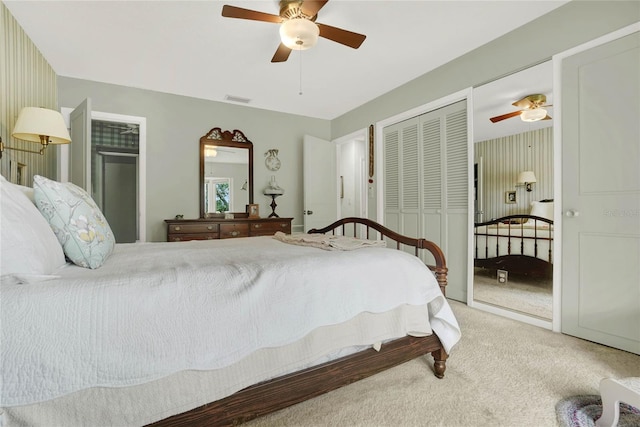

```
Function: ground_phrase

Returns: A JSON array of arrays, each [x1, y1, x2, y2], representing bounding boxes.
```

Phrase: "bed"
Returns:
[[0, 175, 461, 427], [474, 200, 554, 278]]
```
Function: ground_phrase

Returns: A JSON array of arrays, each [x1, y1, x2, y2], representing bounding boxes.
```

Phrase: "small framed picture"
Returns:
[[247, 204, 260, 218], [505, 191, 517, 204], [9, 161, 27, 186]]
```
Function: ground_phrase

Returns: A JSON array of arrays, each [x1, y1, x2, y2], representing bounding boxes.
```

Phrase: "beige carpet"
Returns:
[[246, 301, 640, 427], [473, 268, 553, 319]]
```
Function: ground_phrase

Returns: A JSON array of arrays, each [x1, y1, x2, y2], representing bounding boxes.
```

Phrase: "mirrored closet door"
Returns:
[[471, 61, 554, 322]]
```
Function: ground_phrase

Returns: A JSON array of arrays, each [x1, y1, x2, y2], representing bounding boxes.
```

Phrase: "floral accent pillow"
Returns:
[[33, 175, 115, 269]]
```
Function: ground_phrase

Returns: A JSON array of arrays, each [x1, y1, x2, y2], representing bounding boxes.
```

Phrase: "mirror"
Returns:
[[471, 61, 554, 321], [199, 128, 253, 218]]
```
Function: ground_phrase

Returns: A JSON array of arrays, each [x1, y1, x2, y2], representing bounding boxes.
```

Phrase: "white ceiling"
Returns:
[[5, 0, 565, 135]]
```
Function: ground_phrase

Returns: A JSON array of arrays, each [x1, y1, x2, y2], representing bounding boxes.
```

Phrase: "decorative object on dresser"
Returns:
[[165, 216, 292, 241], [246, 203, 260, 219], [264, 175, 284, 218]]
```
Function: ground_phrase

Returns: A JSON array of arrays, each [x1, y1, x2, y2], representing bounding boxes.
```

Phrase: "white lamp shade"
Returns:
[[279, 18, 319, 50], [520, 108, 547, 122], [12, 107, 71, 145], [517, 171, 537, 184]]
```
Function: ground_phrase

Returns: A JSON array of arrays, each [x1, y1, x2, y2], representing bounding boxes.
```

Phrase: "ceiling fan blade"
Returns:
[[489, 110, 522, 123], [317, 23, 366, 49], [271, 43, 292, 63], [512, 97, 535, 109], [301, 1, 329, 19], [221, 5, 282, 23]]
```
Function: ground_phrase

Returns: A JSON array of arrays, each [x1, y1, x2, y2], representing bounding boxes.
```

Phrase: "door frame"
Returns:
[[333, 128, 369, 220], [551, 21, 640, 333], [59, 109, 147, 242]]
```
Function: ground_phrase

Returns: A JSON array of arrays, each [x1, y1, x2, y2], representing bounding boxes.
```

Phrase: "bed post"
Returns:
[[431, 346, 448, 379]]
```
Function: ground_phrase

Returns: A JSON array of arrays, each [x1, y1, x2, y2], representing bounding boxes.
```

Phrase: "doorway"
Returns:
[[95, 142, 139, 243], [61, 103, 146, 242]]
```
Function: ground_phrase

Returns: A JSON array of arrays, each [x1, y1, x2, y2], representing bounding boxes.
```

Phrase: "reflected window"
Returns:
[[205, 177, 233, 213]]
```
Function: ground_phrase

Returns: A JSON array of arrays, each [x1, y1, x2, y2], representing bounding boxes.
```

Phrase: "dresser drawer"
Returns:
[[168, 233, 218, 242], [250, 221, 291, 236], [220, 223, 249, 239], [168, 223, 219, 234]]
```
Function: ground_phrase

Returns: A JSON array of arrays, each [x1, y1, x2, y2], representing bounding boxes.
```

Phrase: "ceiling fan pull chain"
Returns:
[[299, 49, 303, 95]]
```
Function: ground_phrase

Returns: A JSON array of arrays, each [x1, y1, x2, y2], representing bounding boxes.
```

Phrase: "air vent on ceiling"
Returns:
[[224, 95, 251, 104]]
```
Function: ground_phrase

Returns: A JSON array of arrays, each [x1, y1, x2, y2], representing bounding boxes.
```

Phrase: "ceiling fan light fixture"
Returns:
[[520, 108, 547, 122], [279, 18, 319, 50]]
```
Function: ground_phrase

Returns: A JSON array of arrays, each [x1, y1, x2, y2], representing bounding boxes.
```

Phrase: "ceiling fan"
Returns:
[[490, 94, 552, 123], [108, 124, 139, 135], [221, 0, 366, 63]]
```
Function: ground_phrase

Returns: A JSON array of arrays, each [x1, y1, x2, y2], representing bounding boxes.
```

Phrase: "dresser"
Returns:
[[165, 217, 293, 242]]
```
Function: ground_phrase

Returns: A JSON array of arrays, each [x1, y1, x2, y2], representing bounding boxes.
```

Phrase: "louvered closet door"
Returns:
[[384, 116, 421, 238], [384, 100, 468, 301]]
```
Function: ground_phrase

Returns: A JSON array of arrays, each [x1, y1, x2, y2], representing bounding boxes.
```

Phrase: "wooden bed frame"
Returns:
[[474, 214, 553, 278], [148, 217, 449, 427]]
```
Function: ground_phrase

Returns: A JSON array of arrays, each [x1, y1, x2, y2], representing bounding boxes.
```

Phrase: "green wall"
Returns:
[[57, 78, 330, 242]]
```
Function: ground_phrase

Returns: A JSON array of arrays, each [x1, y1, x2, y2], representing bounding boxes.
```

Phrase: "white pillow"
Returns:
[[0, 175, 66, 275], [529, 201, 554, 222], [15, 183, 35, 202], [33, 175, 115, 269]]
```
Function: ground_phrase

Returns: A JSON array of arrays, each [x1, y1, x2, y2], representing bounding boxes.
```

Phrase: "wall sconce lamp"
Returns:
[[517, 170, 537, 192], [0, 107, 71, 159]]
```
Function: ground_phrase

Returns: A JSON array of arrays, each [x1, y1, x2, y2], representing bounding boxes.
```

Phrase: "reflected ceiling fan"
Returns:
[[490, 94, 552, 123], [107, 124, 139, 135], [221, 0, 366, 62]]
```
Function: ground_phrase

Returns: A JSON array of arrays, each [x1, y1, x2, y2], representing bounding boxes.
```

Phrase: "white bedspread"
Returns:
[[0, 236, 460, 407]]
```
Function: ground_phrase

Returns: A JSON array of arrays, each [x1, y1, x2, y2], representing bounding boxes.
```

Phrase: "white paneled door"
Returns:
[[560, 31, 640, 354], [303, 135, 338, 232], [69, 98, 91, 191]]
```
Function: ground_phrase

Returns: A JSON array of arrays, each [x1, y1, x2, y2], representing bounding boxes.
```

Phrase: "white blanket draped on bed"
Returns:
[[0, 236, 460, 407]]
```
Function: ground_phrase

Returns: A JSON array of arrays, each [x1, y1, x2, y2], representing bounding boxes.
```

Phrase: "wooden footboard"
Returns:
[[148, 217, 449, 427], [309, 217, 448, 295]]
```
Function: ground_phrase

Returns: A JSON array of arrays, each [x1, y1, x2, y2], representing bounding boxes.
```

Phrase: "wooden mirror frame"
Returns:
[[199, 128, 254, 218]]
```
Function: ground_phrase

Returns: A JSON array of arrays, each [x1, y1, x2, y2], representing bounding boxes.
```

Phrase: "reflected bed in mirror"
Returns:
[[200, 128, 254, 218]]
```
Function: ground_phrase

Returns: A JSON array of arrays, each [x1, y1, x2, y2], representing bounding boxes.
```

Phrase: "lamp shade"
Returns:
[[517, 171, 537, 184], [279, 18, 319, 50], [12, 107, 71, 145], [520, 108, 547, 122]]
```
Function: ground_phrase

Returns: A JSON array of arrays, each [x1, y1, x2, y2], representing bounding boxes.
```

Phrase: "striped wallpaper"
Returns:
[[1, 3, 58, 185], [474, 126, 554, 221]]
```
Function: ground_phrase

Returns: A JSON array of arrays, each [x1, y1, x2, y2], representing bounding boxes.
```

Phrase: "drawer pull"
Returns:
[[174, 237, 181, 241], [207, 225, 213, 230], [231, 231, 239, 237], [174, 226, 181, 231], [280, 223, 287, 227], [254, 224, 262, 228]]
